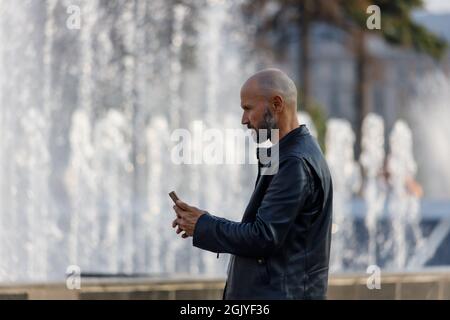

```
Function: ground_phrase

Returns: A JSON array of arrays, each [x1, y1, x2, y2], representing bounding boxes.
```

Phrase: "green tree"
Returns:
[[342, 0, 447, 155], [242, 0, 344, 113], [242, 0, 447, 156]]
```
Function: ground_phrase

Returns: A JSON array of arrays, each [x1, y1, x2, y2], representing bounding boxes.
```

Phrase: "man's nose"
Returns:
[[241, 113, 249, 126]]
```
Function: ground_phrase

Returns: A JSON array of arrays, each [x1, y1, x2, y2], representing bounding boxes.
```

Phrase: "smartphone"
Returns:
[[169, 191, 179, 204]]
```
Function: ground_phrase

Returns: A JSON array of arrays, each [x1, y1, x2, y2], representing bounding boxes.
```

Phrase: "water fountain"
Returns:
[[360, 113, 386, 267], [387, 120, 423, 270], [0, 0, 449, 285], [0, 0, 255, 282], [325, 119, 361, 272]]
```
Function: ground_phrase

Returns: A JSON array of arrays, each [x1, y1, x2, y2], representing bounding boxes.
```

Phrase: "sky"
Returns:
[[424, 0, 450, 13]]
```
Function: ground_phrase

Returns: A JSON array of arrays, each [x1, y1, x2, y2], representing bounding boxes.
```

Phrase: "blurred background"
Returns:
[[0, 0, 449, 298]]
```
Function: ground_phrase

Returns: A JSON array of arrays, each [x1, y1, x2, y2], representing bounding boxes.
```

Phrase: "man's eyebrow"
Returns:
[[241, 104, 251, 109]]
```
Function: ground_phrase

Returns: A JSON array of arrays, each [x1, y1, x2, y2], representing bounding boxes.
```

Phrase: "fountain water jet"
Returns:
[[387, 120, 423, 270], [360, 113, 387, 267], [326, 119, 361, 272]]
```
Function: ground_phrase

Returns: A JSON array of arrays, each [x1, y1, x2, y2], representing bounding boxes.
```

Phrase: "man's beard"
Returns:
[[250, 107, 278, 143]]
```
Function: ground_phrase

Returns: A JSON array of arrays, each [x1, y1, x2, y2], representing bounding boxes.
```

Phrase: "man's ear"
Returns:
[[272, 95, 283, 113]]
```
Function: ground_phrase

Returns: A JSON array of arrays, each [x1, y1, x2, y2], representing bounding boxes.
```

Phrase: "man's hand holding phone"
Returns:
[[169, 191, 205, 239]]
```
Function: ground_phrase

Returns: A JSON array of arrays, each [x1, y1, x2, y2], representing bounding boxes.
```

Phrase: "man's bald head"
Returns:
[[241, 68, 298, 110], [240, 68, 300, 143]]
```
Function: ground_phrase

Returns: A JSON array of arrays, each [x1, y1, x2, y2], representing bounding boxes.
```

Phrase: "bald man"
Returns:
[[172, 68, 333, 300]]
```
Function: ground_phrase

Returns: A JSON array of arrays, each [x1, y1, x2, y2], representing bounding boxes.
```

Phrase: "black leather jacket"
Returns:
[[193, 125, 333, 299]]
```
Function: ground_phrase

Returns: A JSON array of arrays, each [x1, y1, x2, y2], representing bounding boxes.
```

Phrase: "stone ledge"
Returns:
[[0, 271, 449, 300]]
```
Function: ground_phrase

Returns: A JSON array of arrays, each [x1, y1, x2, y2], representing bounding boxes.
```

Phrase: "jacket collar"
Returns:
[[256, 125, 309, 160], [276, 124, 309, 152]]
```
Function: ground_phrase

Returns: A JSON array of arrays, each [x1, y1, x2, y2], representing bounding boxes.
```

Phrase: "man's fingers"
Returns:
[[175, 217, 186, 229], [171, 214, 192, 239], [173, 205, 188, 217]]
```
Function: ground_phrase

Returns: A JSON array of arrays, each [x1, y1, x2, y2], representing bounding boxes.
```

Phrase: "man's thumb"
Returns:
[[176, 200, 189, 210]]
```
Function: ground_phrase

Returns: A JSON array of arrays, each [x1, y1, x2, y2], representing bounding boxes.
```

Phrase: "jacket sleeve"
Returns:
[[193, 156, 312, 258]]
